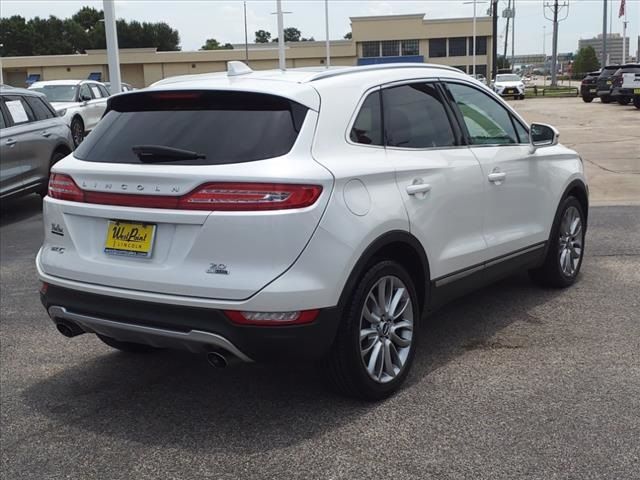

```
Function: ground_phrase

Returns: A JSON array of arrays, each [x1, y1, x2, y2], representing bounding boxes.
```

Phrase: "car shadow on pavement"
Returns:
[[0, 194, 43, 228], [22, 272, 564, 454]]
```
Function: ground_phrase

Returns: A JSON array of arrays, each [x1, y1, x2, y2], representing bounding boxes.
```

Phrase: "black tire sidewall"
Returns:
[[548, 196, 586, 286], [71, 118, 84, 146], [339, 260, 420, 399]]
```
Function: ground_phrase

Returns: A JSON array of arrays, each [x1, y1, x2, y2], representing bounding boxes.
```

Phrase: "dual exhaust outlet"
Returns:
[[54, 319, 236, 369]]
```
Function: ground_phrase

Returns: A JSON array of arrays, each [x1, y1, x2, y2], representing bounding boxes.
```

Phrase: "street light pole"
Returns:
[[244, 1, 249, 62], [276, 0, 285, 70], [325, 0, 330, 67], [602, 0, 608, 67], [103, 0, 121, 93]]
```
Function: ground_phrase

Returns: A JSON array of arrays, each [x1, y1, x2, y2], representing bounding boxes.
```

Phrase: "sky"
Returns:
[[1, 0, 639, 56]]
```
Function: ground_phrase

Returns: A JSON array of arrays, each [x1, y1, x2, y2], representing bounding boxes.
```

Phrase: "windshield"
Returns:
[[496, 75, 521, 82], [31, 85, 78, 103]]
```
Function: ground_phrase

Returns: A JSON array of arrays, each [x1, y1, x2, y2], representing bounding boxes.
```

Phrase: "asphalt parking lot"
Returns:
[[1, 97, 639, 480]]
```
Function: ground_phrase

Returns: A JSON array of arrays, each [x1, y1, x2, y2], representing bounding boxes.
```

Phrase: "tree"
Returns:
[[0, 7, 181, 56], [201, 38, 233, 50], [273, 27, 302, 43], [343, 32, 352, 40], [573, 46, 600, 77], [255, 29, 271, 43]]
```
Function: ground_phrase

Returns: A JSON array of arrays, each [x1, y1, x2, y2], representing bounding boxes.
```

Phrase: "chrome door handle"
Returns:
[[488, 172, 507, 183], [5, 139, 17, 147], [42, 131, 52, 138], [406, 183, 432, 195]]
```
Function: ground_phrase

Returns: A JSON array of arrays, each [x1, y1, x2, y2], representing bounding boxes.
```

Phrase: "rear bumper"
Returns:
[[580, 85, 597, 96], [611, 87, 632, 97], [41, 285, 341, 362]]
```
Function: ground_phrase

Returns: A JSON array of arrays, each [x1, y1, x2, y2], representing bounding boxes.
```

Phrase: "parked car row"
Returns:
[[582, 64, 640, 108]]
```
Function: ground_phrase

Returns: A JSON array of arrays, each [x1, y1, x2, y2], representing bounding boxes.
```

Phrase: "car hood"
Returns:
[[50, 102, 80, 111]]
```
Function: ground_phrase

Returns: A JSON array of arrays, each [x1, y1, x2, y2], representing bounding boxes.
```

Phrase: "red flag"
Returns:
[[619, 0, 625, 18]]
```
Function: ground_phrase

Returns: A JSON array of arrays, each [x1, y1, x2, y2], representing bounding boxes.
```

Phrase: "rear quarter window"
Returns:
[[74, 91, 308, 165]]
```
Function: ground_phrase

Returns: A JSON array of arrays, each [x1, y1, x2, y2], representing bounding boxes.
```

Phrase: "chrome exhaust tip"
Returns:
[[55, 321, 84, 338], [206, 351, 228, 368]]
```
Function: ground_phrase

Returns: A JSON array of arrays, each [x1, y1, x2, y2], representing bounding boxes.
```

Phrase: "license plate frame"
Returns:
[[104, 220, 156, 258], [589, 88, 597, 93]]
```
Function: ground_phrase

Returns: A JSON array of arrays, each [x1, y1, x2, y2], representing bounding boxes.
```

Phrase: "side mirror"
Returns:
[[529, 122, 559, 153], [80, 93, 91, 102]]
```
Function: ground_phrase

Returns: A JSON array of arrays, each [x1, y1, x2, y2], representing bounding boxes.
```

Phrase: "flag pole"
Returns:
[[621, 0, 627, 64]]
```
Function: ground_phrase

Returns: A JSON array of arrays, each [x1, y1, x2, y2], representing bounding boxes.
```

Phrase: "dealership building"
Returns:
[[0, 13, 494, 88]]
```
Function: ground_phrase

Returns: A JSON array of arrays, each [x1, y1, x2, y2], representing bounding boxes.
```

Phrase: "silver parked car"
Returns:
[[1, 86, 74, 199]]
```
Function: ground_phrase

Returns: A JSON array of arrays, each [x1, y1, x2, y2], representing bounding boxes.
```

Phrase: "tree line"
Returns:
[[0, 7, 180, 56]]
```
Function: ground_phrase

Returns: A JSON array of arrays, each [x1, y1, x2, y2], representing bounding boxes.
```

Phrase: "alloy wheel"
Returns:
[[359, 275, 414, 384], [558, 205, 583, 277]]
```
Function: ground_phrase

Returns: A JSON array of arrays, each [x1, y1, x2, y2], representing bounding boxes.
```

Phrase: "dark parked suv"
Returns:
[[596, 65, 621, 103], [580, 71, 601, 102], [610, 64, 640, 105]]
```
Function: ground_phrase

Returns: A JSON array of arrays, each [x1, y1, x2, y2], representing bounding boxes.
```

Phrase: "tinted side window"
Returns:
[[0, 107, 6, 129], [4, 96, 36, 125], [513, 119, 529, 144], [446, 83, 518, 145], [25, 96, 55, 120], [383, 83, 455, 149], [98, 84, 110, 97], [79, 85, 92, 101], [350, 91, 383, 146]]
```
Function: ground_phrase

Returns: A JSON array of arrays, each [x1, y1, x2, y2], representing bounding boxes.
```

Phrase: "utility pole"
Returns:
[[602, 0, 608, 67], [491, 0, 498, 80], [544, 0, 569, 87], [244, 1, 249, 62], [511, 0, 516, 69], [621, 0, 628, 64], [503, 0, 511, 60], [325, 0, 330, 67], [103, 0, 121, 93], [276, 0, 285, 70]]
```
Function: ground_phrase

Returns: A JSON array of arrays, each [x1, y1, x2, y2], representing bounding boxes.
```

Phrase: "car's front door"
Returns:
[[444, 81, 548, 259], [382, 81, 488, 280], [86, 83, 107, 130]]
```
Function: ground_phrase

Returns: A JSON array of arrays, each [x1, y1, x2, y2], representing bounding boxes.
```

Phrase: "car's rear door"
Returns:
[[384, 81, 488, 279], [0, 100, 25, 197], [443, 80, 549, 260]]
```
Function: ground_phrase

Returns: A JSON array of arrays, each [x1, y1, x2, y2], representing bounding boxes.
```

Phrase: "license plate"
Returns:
[[104, 220, 156, 258], [634, 88, 640, 94], [589, 88, 596, 93], [506, 89, 514, 93], [606, 80, 612, 85]]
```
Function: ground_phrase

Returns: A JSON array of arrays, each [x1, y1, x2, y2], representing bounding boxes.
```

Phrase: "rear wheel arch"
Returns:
[[338, 231, 430, 315]]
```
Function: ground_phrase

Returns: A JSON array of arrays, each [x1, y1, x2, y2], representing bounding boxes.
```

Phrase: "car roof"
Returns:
[[29, 79, 102, 87], [145, 63, 467, 111], [0, 84, 48, 97]]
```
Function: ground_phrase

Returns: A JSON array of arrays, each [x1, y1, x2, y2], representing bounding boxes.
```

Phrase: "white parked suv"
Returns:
[[37, 63, 588, 399], [492, 73, 526, 100], [29, 80, 110, 146]]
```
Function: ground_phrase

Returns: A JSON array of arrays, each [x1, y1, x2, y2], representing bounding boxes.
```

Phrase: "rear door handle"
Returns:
[[5, 139, 17, 147], [42, 131, 52, 138], [488, 172, 507, 183], [406, 183, 432, 195]]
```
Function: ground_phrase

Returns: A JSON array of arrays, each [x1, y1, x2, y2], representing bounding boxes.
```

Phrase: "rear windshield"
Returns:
[[74, 91, 308, 165]]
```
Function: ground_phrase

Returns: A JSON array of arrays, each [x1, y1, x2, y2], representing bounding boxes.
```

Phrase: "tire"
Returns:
[[582, 96, 594, 103], [617, 96, 631, 105], [323, 260, 420, 400], [634, 96, 640, 109], [519, 94, 525, 100], [600, 95, 612, 104], [97, 334, 161, 353], [529, 196, 586, 288], [70, 117, 85, 147], [38, 150, 67, 197]]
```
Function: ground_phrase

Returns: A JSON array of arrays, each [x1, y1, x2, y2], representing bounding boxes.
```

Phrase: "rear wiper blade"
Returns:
[[131, 145, 206, 162]]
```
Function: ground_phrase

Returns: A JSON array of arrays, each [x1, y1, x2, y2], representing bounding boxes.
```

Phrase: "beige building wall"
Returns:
[[1, 14, 494, 88]]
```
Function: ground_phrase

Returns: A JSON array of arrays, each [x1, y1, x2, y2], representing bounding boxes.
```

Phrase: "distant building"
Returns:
[[578, 34, 636, 66], [1, 13, 495, 88]]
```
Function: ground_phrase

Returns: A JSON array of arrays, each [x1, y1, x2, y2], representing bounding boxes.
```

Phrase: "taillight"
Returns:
[[48, 173, 84, 202], [224, 310, 319, 326], [46, 175, 322, 212], [178, 183, 322, 211]]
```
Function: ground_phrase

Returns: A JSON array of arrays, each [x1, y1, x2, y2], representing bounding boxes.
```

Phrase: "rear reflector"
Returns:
[[48, 174, 322, 211], [224, 310, 319, 326]]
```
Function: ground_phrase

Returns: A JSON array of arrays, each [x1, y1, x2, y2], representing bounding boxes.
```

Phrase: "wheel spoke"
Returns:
[[377, 279, 388, 313], [360, 327, 378, 341], [388, 287, 406, 319], [391, 320, 413, 333], [383, 340, 396, 378], [390, 330, 411, 348], [366, 340, 382, 375]]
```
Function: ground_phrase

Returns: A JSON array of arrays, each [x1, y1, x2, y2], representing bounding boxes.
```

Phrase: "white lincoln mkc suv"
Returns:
[[38, 62, 588, 399]]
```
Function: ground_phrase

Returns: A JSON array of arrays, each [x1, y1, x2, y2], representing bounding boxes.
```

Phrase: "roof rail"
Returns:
[[308, 63, 462, 82]]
